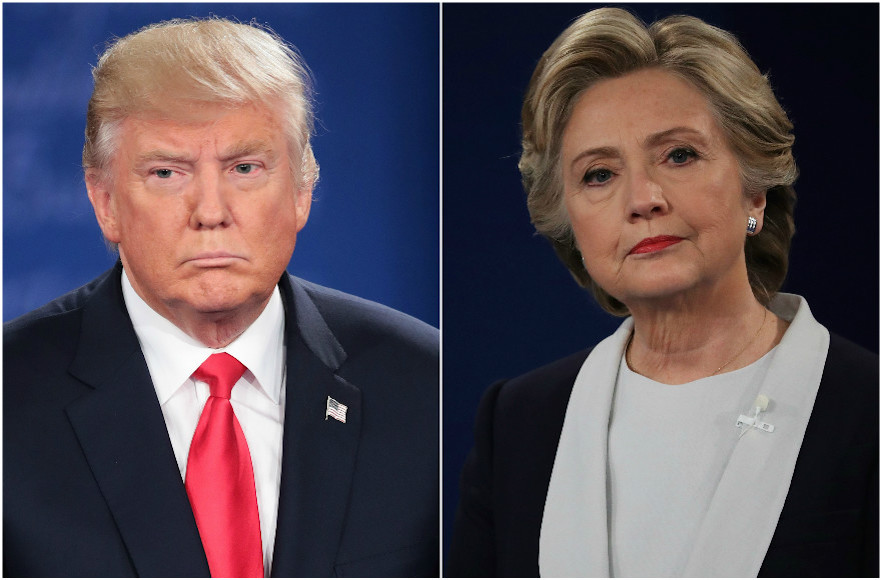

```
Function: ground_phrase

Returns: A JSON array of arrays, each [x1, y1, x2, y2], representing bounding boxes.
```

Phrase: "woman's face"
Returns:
[[560, 68, 765, 309]]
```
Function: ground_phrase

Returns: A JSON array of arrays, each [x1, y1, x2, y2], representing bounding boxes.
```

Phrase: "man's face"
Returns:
[[87, 102, 311, 340]]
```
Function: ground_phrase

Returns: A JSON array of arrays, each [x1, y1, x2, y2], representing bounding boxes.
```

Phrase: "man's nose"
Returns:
[[189, 171, 233, 229]]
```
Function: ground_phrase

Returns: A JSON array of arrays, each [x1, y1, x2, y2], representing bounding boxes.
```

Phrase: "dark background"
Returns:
[[442, 3, 879, 562], [3, 3, 439, 328]]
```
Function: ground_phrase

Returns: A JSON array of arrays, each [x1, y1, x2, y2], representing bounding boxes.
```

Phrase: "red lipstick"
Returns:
[[629, 235, 683, 255]]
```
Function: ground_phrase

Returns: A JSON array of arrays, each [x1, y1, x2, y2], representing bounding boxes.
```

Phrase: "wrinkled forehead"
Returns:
[[111, 96, 297, 164], [98, 99, 301, 184]]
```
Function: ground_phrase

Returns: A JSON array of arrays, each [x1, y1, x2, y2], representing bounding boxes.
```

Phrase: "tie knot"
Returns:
[[193, 353, 247, 399]]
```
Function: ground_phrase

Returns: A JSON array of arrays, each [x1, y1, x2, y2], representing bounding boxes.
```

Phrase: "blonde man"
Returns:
[[5, 18, 438, 577]]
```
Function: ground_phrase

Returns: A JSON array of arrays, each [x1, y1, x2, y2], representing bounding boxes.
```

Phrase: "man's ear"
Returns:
[[294, 146, 317, 233], [294, 182, 312, 234], [85, 169, 122, 244]]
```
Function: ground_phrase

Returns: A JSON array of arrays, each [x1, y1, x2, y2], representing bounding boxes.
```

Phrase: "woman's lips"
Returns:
[[629, 236, 683, 255]]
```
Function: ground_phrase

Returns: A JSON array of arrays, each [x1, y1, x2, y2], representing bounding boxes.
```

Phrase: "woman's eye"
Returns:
[[235, 163, 255, 174], [154, 168, 174, 179], [584, 168, 613, 185], [668, 148, 697, 164]]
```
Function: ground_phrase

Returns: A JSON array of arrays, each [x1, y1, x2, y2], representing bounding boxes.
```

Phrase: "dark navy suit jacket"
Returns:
[[448, 334, 878, 577], [4, 263, 439, 577]]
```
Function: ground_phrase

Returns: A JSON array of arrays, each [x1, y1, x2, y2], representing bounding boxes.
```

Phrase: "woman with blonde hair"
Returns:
[[448, 7, 877, 577]]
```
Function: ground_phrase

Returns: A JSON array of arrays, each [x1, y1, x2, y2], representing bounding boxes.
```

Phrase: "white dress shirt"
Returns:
[[122, 271, 285, 576]]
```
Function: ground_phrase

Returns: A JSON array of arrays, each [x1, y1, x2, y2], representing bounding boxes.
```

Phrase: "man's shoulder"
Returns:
[[4, 268, 116, 343], [4, 267, 121, 397], [288, 274, 438, 353]]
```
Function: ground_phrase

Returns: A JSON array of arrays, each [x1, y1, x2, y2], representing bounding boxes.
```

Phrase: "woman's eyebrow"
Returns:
[[570, 146, 620, 168], [642, 126, 704, 148], [568, 126, 712, 171]]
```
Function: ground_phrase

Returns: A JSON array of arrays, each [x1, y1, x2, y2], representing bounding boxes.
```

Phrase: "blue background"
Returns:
[[3, 3, 439, 328], [443, 3, 879, 560]]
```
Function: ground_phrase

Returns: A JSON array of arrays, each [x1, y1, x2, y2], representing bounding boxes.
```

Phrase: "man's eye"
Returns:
[[235, 164, 255, 174], [154, 168, 174, 178]]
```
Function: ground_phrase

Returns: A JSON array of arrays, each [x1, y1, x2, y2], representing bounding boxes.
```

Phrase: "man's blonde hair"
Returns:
[[83, 17, 318, 187]]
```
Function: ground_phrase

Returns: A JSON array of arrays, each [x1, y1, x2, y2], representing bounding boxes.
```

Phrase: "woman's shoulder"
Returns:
[[503, 347, 592, 390], [450, 349, 597, 577], [487, 348, 594, 428], [795, 331, 879, 462], [826, 332, 878, 374], [823, 333, 878, 404]]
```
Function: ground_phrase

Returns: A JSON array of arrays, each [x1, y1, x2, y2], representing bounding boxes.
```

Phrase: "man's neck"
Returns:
[[170, 307, 270, 349], [120, 269, 273, 348]]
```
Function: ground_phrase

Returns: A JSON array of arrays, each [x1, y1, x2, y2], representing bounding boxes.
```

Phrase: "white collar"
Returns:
[[121, 269, 285, 405], [539, 293, 830, 577]]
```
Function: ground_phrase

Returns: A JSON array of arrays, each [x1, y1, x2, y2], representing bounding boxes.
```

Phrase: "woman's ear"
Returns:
[[748, 189, 768, 234]]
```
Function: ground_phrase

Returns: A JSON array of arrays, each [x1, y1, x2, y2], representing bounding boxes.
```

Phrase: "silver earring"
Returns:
[[746, 216, 757, 235]]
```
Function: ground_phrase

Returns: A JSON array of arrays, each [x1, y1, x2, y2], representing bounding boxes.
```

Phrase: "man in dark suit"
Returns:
[[4, 17, 438, 577]]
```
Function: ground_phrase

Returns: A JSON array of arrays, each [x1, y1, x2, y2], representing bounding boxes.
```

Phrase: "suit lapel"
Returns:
[[65, 265, 209, 577], [271, 275, 362, 577], [539, 320, 631, 577], [64, 268, 365, 576], [682, 295, 829, 576]]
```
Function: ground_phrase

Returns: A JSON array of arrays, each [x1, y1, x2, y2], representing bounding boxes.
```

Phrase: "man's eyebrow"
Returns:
[[134, 150, 195, 165], [218, 140, 278, 163]]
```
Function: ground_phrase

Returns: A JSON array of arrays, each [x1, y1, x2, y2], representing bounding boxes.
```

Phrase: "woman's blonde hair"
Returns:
[[83, 17, 318, 187], [519, 7, 798, 316]]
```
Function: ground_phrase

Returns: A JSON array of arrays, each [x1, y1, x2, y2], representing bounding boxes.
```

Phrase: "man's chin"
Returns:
[[159, 276, 277, 328], [189, 297, 260, 318], [168, 287, 262, 319], [161, 292, 271, 347]]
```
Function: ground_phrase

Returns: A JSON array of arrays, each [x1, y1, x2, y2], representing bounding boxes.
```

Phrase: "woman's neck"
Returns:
[[625, 288, 789, 385]]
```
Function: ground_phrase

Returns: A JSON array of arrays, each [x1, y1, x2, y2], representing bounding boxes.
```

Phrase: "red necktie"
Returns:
[[185, 353, 263, 578]]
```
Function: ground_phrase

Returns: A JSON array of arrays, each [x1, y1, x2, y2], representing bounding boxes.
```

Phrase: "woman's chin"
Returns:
[[613, 276, 704, 308]]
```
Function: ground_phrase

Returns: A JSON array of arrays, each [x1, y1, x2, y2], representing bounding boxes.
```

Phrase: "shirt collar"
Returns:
[[121, 269, 285, 405]]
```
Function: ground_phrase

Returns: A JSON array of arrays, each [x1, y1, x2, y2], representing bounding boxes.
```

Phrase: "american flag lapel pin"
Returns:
[[325, 396, 348, 423]]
